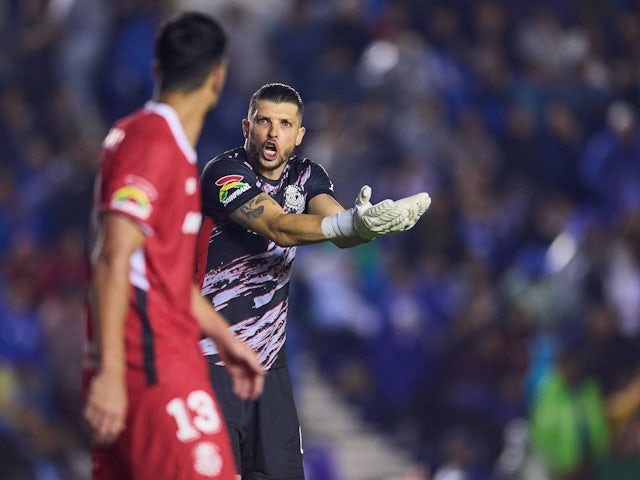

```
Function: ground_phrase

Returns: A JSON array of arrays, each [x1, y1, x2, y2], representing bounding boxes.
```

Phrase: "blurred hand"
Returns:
[[216, 335, 265, 400], [83, 371, 127, 446]]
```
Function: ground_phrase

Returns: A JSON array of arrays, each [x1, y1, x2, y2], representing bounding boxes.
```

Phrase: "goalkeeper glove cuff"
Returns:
[[321, 209, 356, 239]]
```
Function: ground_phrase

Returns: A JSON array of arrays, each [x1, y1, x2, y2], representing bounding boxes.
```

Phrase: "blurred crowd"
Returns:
[[2, 0, 640, 479]]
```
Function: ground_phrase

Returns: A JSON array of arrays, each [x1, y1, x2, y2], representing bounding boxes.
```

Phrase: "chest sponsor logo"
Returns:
[[110, 185, 152, 220], [182, 211, 202, 234], [283, 184, 305, 212], [215, 174, 251, 206]]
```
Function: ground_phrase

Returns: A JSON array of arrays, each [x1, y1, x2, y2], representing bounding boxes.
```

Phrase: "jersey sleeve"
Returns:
[[305, 162, 336, 202], [98, 126, 172, 235], [200, 156, 262, 221]]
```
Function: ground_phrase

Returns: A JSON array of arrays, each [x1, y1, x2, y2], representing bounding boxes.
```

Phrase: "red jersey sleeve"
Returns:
[[98, 121, 173, 235]]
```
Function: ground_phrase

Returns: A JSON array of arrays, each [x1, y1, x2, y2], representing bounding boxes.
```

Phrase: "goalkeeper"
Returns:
[[195, 82, 430, 479]]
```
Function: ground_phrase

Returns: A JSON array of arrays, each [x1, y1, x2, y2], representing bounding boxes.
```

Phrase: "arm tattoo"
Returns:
[[233, 194, 279, 228], [240, 194, 270, 218]]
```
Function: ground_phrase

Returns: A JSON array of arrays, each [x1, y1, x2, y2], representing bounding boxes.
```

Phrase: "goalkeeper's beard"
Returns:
[[245, 141, 291, 175]]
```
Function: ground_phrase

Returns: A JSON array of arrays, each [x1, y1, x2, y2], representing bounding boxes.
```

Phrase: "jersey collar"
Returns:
[[144, 101, 197, 164]]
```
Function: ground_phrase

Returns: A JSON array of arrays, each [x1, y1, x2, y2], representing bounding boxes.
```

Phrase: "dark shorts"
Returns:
[[208, 361, 305, 480]]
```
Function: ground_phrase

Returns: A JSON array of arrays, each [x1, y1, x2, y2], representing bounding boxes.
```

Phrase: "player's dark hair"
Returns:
[[248, 83, 304, 118], [154, 12, 227, 92]]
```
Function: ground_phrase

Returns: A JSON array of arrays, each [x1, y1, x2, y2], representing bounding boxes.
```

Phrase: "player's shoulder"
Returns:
[[289, 154, 313, 166], [104, 108, 171, 151], [203, 147, 253, 174], [290, 155, 331, 177], [290, 154, 324, 170], [122, 108, 169, 133], [210, 146, 247, 164]]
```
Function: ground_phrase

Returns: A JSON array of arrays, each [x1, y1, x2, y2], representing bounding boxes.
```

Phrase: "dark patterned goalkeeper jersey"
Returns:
[[195, 147, 335, 369]]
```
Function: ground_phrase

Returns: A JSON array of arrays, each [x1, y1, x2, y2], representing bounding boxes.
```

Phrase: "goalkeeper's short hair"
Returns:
[[248, 83, 304, 119]]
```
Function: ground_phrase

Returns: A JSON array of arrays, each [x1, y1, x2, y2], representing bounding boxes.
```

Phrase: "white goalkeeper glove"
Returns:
[[393, 192, 431, 231], [353, 185, 413, 238], [352, 186, 432, 236], [321, 185, 407, 240]]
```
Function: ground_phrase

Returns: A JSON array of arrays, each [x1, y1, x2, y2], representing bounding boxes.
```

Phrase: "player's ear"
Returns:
[[295, 126, 306, 146], [152, 61, 162, 83], [242, 119, 249, 138], [210, 59, 228, 96]]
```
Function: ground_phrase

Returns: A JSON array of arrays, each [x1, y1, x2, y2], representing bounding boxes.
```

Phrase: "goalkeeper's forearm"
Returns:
[[230, 205, 361, 247], [230, 191, 409, 246], [274, 212, 374, 245]]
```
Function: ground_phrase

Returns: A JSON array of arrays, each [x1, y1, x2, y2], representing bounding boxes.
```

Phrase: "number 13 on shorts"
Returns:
[[166, 389, 222, 442]]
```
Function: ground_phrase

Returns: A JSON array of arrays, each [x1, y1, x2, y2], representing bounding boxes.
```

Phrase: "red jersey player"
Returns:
[[83, 12, 264, 480]]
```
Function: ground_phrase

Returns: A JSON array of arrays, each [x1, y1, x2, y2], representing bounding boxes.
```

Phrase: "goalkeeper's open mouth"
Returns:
[[262, 140, 278, 162]]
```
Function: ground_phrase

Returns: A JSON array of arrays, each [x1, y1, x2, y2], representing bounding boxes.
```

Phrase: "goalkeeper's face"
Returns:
[[242, 100, 305, 179]]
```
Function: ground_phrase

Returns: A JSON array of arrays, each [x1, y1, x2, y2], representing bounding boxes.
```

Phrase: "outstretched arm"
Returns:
[[229, 186, 431, 248], [191, 286, 264, 400], [230, 193, 327, 247]]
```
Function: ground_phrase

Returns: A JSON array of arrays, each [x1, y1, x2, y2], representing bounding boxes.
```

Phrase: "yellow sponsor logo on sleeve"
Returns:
[[110, 185, 152, 220]]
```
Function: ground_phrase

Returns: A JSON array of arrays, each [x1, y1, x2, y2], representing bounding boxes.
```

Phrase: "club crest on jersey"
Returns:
[[192, 441, 222, 477], [215, 175, 251, 206], [110, 185, 152, 220], [283, 185, 305, 212]]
